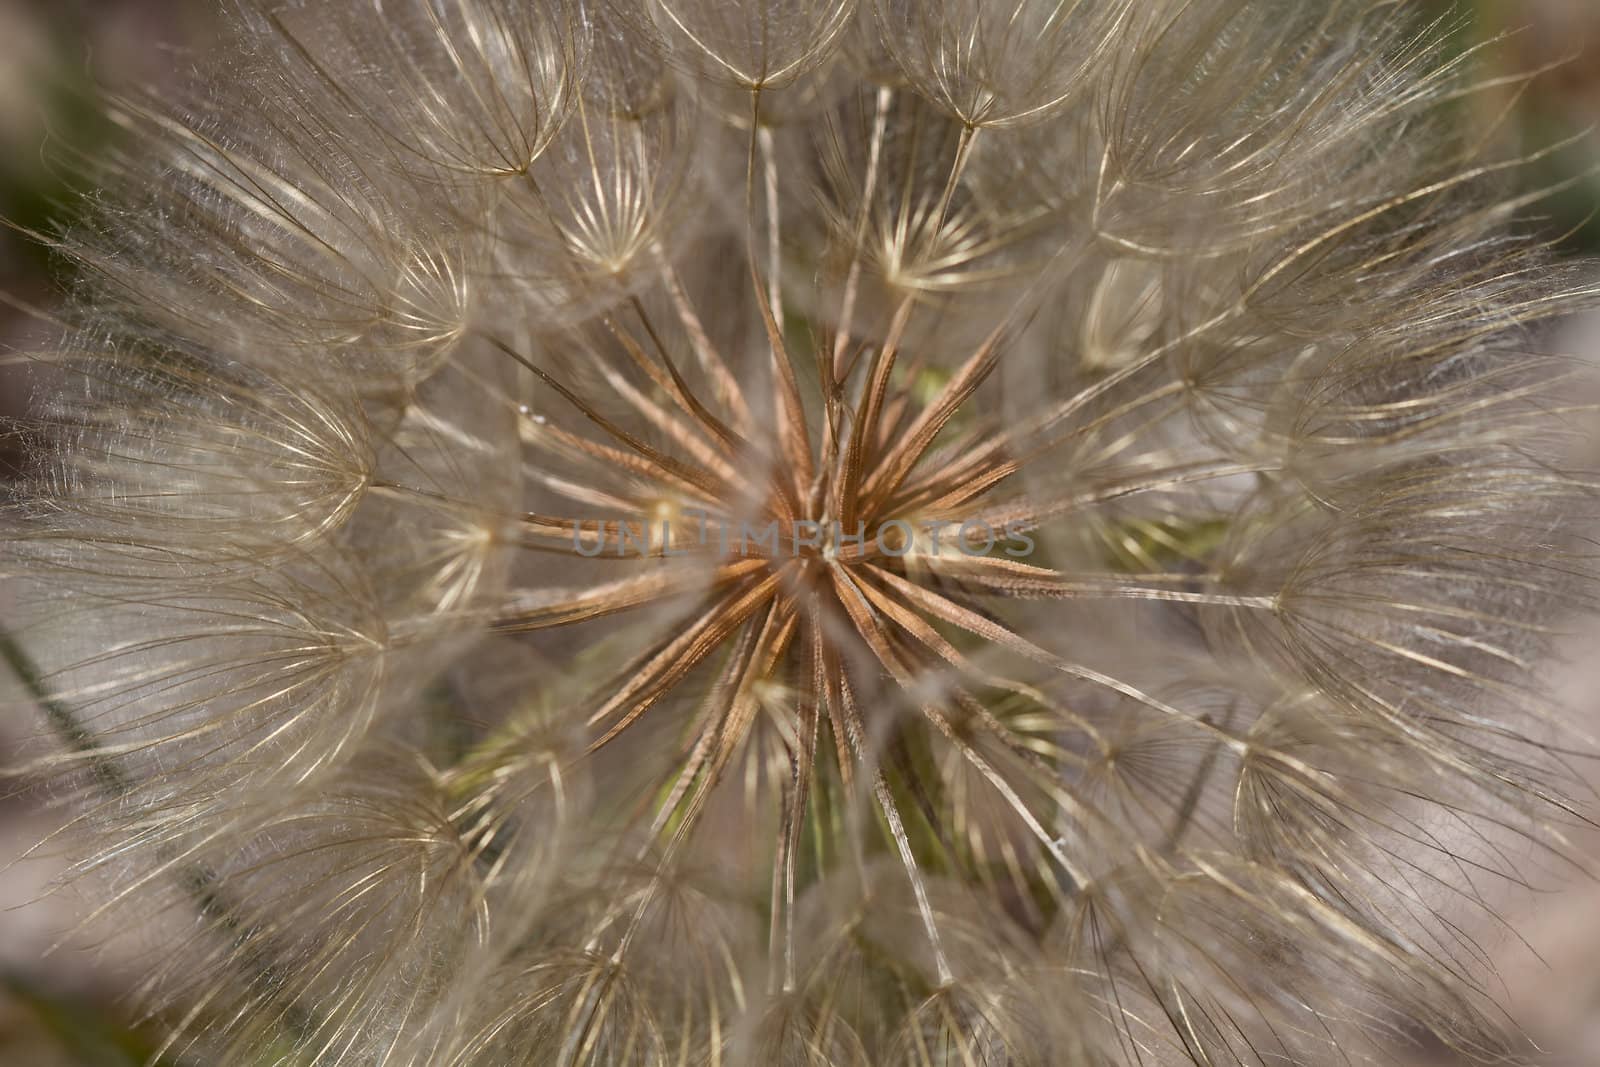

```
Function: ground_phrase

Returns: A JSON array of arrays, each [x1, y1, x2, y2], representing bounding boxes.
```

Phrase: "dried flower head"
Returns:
[[5, 1, 1600, 1064]]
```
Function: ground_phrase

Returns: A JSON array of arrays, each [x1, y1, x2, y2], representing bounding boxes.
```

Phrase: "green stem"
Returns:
[[1, 628, 133, 796]]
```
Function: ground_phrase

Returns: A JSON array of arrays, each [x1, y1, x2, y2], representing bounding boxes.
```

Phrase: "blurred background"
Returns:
[[1, 1, 1599, 1063], [2, 4, 215, 1062]]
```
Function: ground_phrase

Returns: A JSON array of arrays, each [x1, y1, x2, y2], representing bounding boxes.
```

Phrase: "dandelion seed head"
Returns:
[[5, 0, 1600, 1064]]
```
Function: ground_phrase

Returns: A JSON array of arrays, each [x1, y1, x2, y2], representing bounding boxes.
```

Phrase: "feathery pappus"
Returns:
[[4, 1, 1600, 1064]]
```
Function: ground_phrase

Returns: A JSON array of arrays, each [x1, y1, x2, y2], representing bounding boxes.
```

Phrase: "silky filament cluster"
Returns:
[[5, 1, 1600, 1064]]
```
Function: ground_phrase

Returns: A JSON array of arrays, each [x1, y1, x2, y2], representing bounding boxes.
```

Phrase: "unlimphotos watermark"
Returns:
[[573, 512, 1037, 559]]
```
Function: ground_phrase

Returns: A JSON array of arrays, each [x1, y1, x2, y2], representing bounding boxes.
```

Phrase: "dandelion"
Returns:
[[4, 0, 1600, 1064]]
